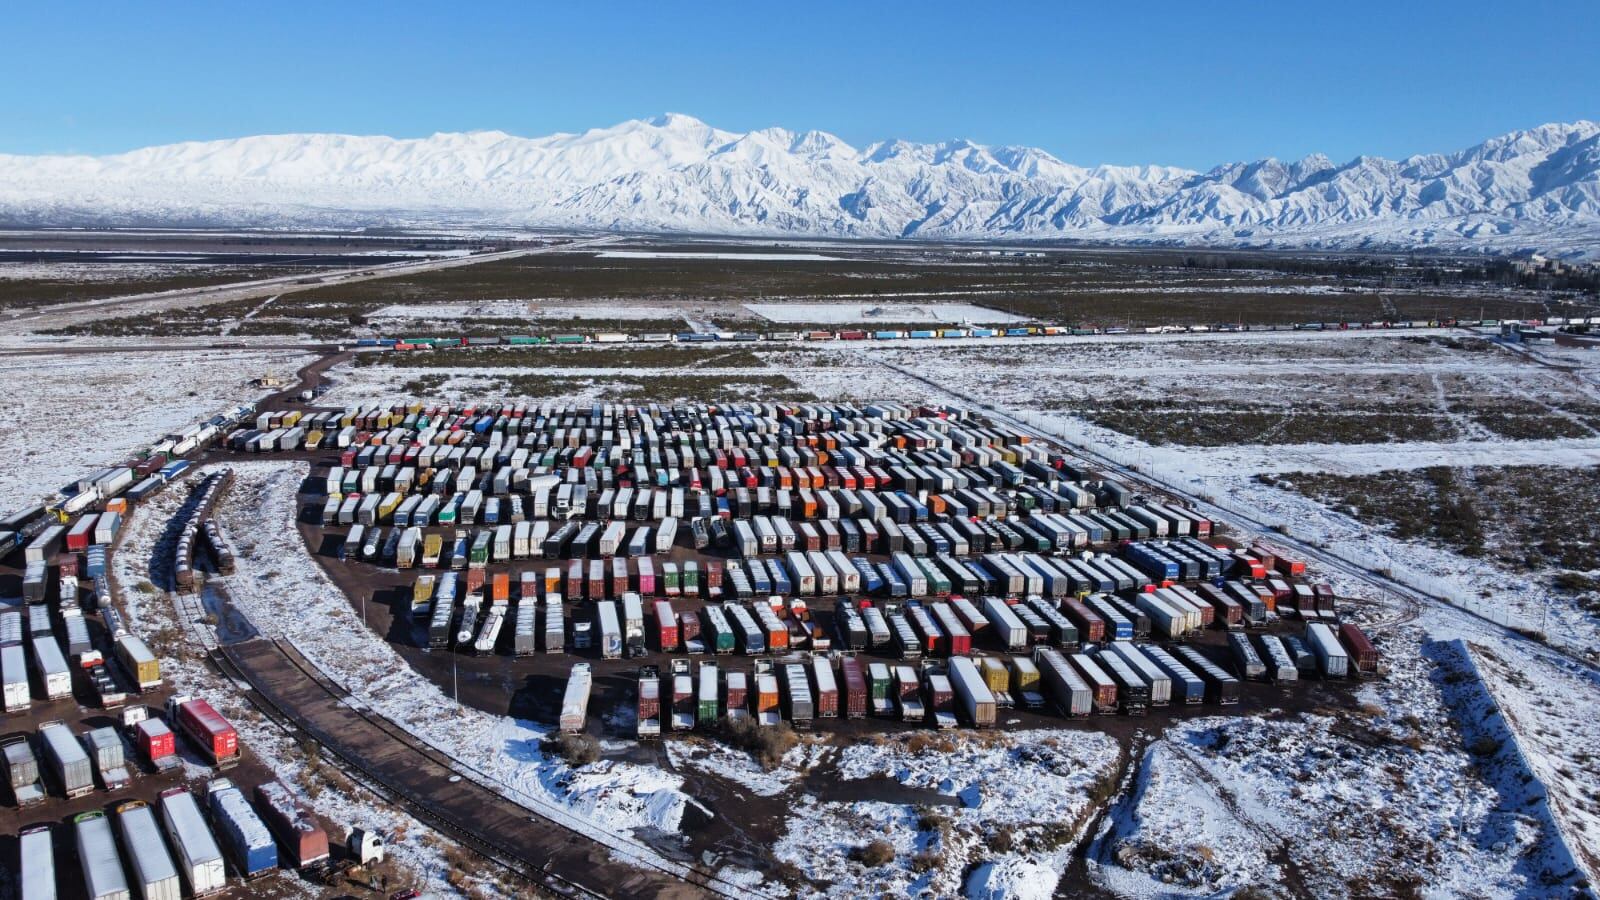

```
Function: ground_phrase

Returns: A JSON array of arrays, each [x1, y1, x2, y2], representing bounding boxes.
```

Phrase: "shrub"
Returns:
[[853, 840, 896, 868], [910, 850, 944, 873], [723, 717, 801, 770], [546, 732, 601, 766]]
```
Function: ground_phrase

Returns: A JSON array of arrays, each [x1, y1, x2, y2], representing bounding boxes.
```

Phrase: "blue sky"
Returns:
[[3, 1, 1595, 169]]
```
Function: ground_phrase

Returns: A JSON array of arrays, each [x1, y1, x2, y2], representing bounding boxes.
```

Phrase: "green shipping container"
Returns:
[[552, 335, 586, 345]]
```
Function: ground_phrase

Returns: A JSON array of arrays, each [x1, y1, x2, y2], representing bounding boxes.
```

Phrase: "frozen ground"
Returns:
[[0, 347, 310, 512], [743, 302, 1026, 324], [105, 471, 468, 896], [594, 251, 842, 261]]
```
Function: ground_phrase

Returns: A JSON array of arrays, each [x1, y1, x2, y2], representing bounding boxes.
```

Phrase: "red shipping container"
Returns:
[[176, 698, 239, 765], [255, 780, 331, 867], [655, 601, 679, 651], [839, 657, 868, 719], [1340, 623, 1380, 674], [466, 568, 485, 594], [136, 717, 175, 762]]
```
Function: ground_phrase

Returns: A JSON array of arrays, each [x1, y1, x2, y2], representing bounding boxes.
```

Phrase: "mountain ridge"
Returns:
[[2, 114, 1597, 257]]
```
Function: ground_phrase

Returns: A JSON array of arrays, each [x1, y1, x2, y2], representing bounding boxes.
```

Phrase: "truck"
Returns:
[[561, 663, 593, 733], [207, 778, 278, 878], [83, 726, 131, 791], [117, 800, 182, 900], [255, 779, 331, 867], [637, 666, 662, 738], [168, 695, 240, 768], [75, 811, 131, 900], [159, 781, 228, 890], [41, 720, 95, 799], [948, 656, 997, 727], [4, 735, 47, 806]]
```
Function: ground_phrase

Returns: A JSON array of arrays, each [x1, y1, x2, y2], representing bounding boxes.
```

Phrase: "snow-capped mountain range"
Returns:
[[3, 113, 1598, 257]]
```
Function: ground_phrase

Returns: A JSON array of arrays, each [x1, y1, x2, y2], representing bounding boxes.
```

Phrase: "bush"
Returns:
[[990, 826, 1015, 853], [853, 840, 896, 868], [723, 717, 800, 770], [546, 732, 601, 766], [910, 850, 944, 873]]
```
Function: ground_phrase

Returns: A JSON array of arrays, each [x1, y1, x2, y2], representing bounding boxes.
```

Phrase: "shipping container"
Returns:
[[2, 643, 28, 711], [135, 717, 176, 768], [170, 696, 239, 768], [981, 597, 1027, 651], [1067, 653, 1118, 714], [813, 657, 839, 718], [596, 601, 622, 660], [1140, 645, 1204, 704], [1338, 623, 1379, 674], [115, 633, 161, 691], [1227, 632, 1267, 681], [1096, 650, 1150, 714]]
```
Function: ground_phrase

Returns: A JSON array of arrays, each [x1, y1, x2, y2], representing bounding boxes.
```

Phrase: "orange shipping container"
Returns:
[[492, 572, 510, 602]]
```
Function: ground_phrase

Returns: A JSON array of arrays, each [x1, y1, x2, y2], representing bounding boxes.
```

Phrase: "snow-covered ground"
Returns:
[[595, 251, 843, 261], [0, 347, 309, 512], [106, 470, 469, 896], [773, 729, 1121, 898], [743, 302, 1026, 324]]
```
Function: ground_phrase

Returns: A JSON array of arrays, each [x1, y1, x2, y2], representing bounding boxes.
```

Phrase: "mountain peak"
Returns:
[[0, 116, 1595, 258]]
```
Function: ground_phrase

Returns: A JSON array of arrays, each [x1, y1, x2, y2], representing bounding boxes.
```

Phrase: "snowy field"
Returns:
[[370, 300, 687, 321], [594, 250, 842, 261], [0, 347, 310, 512], [744, 302, 1027, 324]]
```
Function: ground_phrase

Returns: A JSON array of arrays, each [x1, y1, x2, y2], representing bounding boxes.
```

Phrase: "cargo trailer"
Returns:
[[19, 825, 53, 900], [596, 601, 622, 660], [207, 778, 277, 878], [1140, 645, 1204, 704], [1256, 634, 1298, 683], [1226, 632, 1267, 681], [41, 720, 95, 799], [1036, 647, 1093, 716], [948, 656, 997, 727], [32, 636, 72, 700], [724, 670, 749, 723], [1106, 643, 1172, 706], [783, 663, 814, 726], [924, 671, 956, 729], [1068, 653, 1118, 714], [1172, 646, 1240, 704], [1096, 650, 1150, 715], [812, 657, 839, 718], [75, 811, 130, 900], [117, 800, 181, 900], [135, 717, 177, 770], [561, 663, 593, 733], [755, 672, 781, 725], [1339, 623, 1379, 675], [981, 597, 1028, 651], [697, 663, 720, 726], [2, 643, 28, 711], [254, 780, 332, 869], [1306, 623, 1349, 678]]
